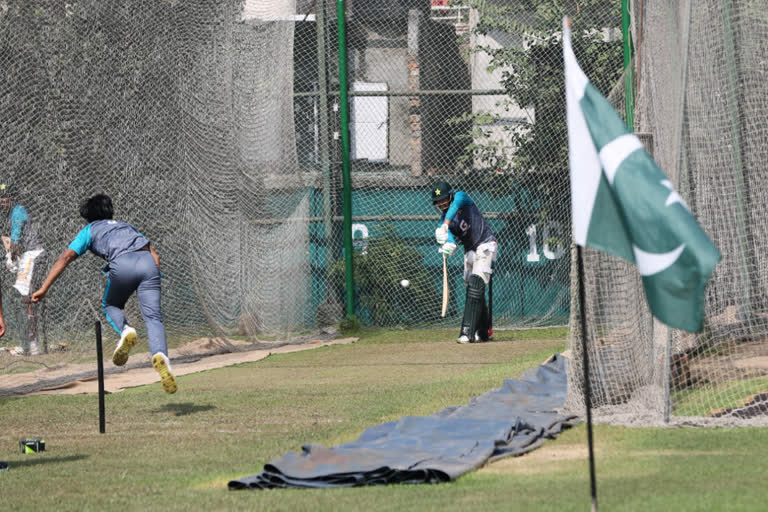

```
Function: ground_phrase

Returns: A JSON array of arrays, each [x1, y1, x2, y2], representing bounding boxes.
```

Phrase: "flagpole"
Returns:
[[565, 15, 598, 510], [576, 245, 598, 512]]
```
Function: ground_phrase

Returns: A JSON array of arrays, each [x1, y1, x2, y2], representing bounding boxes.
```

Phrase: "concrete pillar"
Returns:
[[408, 9, 422, 176]]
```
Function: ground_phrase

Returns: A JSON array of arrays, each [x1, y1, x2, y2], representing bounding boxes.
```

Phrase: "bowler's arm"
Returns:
[[30, 249, 78, 303]]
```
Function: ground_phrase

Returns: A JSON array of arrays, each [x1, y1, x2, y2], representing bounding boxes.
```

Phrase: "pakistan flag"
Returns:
[[563, 18, 720, 333]]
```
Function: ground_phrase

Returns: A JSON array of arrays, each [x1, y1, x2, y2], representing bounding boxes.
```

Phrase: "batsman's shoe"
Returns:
[[28, 341, 41, 356], [474, 330, 492, 342], [112, 326, 137, 366], [152, 353, 177, 394], [457, 335, 470, 344]]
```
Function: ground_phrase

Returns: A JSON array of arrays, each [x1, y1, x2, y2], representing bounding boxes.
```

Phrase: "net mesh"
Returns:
[[0, 1, 311, 387], [2, 1, 598, 393], [565, 0, 768, 426], [6, 0, 765, 424]]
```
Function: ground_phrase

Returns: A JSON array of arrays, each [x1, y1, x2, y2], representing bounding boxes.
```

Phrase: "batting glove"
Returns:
[[435, 225, 449, 245], [5, 252, 17, 273], [438, 242, 457, 257]]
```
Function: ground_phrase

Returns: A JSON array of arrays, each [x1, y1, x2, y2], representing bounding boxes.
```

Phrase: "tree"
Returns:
[[453, 0, 624, 229]]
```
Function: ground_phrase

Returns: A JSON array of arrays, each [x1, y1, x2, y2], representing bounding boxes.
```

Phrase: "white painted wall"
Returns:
[[241, 0, 296, 19], [351, 82, 389, 162]]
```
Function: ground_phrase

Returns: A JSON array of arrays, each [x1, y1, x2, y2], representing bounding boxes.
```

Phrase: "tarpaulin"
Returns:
[[229, 353, 577, 490]]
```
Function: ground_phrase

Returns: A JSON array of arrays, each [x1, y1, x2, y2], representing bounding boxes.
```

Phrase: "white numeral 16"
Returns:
[[526, 222, 565, 262]]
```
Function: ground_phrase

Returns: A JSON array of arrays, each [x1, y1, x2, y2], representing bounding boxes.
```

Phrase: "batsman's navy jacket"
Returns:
[[439, 191, 495, 252]]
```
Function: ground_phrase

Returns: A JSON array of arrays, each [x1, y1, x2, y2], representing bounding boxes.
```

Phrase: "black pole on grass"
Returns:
[[95, 321, 106, 434], [576, 246, 598, 511]]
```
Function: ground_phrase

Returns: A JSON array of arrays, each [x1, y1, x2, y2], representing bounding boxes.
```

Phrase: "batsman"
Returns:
[[432, 181, 497, 343]]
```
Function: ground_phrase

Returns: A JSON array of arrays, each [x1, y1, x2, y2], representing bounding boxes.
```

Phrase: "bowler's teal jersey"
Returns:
[[68, 220, 149, 262]]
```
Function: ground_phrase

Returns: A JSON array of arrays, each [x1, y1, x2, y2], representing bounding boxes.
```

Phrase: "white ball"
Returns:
[[400, 279, 410, 288]]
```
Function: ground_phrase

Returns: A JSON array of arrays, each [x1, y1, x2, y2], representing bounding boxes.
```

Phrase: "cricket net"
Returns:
[[565, 0, 768, 425], [1, 1, 622, 394], [0, 1, 314, 389]]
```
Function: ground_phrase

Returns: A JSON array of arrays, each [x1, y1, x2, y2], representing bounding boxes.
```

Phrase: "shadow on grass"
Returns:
[[153, 402, 216, 416], [4, 454, 89, 468]]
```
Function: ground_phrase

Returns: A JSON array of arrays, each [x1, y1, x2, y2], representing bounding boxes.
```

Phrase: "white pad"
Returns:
[[463, 241, 497, 284]]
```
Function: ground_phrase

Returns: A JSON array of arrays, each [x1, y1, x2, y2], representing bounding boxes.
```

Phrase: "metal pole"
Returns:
[[317, 0, 334, 249], [577, 247, 598, 511], [622, 0, 635, 131], [95, 321, 106, 434], [245, 211, 520, 225], [723, 0, 754, 321], [293, 88, 507, 97], [336, 0, 355, 321], [665, 0, 693, 425]]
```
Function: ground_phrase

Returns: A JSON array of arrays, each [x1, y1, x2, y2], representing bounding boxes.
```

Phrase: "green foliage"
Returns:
[[329, 224, 442, 327], [339, 314, 362, 334], [453, 0, 624, 226]]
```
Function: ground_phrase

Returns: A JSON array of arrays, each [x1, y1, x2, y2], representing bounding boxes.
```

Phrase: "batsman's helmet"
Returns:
[[431, 181, 453, 203]]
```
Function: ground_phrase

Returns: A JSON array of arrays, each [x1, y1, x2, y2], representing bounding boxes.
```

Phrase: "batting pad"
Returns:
[[229, 354, 578, 490]]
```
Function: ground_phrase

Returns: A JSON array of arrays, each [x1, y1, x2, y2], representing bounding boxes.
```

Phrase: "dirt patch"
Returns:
[[685, 338, 768, 386], [0, 337, 358, 396], [733, 356, 768, 370], [479, 444, 592, 475], [481, 446, 747, 475]]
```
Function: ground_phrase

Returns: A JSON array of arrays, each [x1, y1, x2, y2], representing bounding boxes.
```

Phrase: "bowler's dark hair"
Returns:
[[80, 194, 113, 222]]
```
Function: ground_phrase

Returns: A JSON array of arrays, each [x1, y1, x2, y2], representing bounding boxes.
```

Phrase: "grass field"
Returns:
[[1, 327, 767, 511]]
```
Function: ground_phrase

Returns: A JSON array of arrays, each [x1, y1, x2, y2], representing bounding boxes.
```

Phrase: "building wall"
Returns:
[[469, 9, 530, 170]]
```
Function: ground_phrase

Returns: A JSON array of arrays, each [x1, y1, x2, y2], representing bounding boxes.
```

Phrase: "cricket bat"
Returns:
[[1, 236, 10, 253], [441, 253, 449, 317]]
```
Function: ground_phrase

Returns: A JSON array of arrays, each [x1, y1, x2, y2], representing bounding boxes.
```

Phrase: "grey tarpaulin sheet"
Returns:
[[229, 353, 578, 490]]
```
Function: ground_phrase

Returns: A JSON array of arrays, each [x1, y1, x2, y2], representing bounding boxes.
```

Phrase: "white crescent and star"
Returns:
[[631, 179, 688, 276], [633, 243, 685, 276], [661, 180, 689, 210]]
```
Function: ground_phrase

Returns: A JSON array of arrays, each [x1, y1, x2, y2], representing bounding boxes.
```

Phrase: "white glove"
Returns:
[[435, 225, 449, 245], [438, 242, 457, 257], [5, 252, 17, 273]]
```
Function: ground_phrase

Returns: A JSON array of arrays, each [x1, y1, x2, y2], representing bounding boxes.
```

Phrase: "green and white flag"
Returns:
[[563, 18, 720, 332]]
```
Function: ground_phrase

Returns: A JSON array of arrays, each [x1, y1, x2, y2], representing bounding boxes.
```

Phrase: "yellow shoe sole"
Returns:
[[112, 330, 137, 366], [152, 354, 178, 394]]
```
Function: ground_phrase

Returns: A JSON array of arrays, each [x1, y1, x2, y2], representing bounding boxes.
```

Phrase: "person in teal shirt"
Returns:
[[31, 194, 177, 394], [432, 181, 497, 343], [1, 182, 44, 355]]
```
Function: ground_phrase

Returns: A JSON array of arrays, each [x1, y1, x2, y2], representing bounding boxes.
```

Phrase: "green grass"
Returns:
[[1, 328, 766, 511], [673, 375, 768, 417]]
